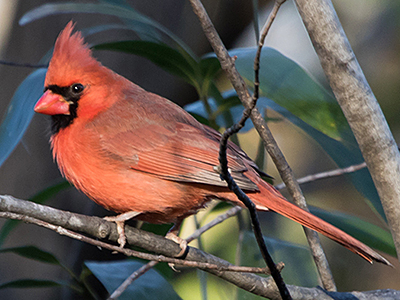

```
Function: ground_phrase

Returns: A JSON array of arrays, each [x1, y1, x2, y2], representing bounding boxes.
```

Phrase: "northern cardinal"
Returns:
[[34, 22, 390, 265]]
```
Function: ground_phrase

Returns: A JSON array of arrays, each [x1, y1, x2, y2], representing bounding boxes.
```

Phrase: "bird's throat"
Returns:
[[51, 113, 76, 134]]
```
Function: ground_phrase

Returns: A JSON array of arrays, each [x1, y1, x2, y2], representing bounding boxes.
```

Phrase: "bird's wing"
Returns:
[[94, 97, 259, 191], [104, 122, 259, 191]]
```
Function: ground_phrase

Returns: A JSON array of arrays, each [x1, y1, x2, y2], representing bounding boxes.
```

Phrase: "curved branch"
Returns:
[[0, 195, 398, 299]]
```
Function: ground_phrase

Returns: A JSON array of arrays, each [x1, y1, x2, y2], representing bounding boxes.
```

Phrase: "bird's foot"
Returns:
[[165, 232, 188, 271], [104, 211, 141, 248], [165, 232, 188, 258]]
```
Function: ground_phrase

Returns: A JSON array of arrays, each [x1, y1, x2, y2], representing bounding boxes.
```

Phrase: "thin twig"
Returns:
[[107, 261, 158, 300], [186, 206, 243, 243], [249, 2, 337, 290], [194, 215, 208, 300], [252, 0, 284, 103], [189, 0, 291, 299], [108, 260, 285, 300], [220, 125, 292, 299], [275, 162, 367, 190], [228, 1, 292, 299]]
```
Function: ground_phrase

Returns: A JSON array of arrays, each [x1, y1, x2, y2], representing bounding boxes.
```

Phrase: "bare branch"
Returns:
[[188, 0, 335, 292], [186, 206, 242, 243], [191, 0, 291, 298], [0, 208, 272, 274], [275, 162, 367, 190], [107, 261, 158, 300], [293, 0, 400, 261], [0, 195, 398, 299], [252, 0, 286, 103]]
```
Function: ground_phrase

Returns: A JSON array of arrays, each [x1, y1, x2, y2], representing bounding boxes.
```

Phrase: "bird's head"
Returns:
[[34, 21, 118, 133]]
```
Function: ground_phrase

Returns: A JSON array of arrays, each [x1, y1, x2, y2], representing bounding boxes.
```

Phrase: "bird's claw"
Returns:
[[104, 217, 127, 248], [165, 232, 188, 272], [165, 232, 188, 258], [104, 211, 140, 248]]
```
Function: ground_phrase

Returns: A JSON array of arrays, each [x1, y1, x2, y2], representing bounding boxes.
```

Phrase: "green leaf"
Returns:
[[0, 279, 65, 289], [20, 2, 197, 60], [93, 41, 198, 86], [198, 57, 221, 97], [199, 57, 221, 80], [85, 260, 182, 300], [231, 47, 352, 142], [0, 246, 61, 265], [310, 207, 396, 257], [0, 68, 46, 167], [0, 181, 71, 246]]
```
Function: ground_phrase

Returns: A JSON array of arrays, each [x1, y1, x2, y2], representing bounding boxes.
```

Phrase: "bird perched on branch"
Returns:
[[34, 21, 390, 266]]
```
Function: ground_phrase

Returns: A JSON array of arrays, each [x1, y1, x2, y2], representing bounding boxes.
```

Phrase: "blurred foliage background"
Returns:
[[0, 0, 399, 299]]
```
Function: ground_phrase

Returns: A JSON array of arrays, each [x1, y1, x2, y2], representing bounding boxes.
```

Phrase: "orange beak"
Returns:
[[34, 90, 70, 115]]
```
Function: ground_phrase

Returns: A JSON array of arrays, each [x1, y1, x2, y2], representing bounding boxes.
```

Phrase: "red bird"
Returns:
[[34, 22, 390, 265]]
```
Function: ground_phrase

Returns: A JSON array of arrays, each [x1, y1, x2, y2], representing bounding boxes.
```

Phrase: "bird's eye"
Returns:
[[71, 83, 84, 95]]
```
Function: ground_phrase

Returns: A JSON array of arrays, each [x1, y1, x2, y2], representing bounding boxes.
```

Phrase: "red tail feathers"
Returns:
[[249, 179, 391, 266]]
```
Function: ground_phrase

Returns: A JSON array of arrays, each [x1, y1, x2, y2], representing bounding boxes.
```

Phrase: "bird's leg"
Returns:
[[104, 211, 141, 248], [165, 218, 188, 258]]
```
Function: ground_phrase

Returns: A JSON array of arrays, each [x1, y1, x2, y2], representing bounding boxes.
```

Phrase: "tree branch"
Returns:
[[274, 162, 367, 190], [0, 195, 398, 299], [293, 0, 400, 261], [0, 211, 275, 274], [188, 0, 336, 291], [215, 1, 292, 298]]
